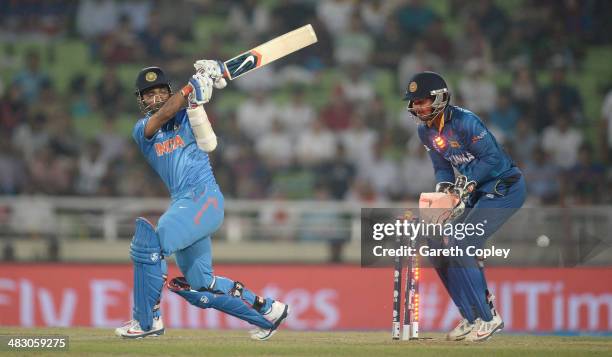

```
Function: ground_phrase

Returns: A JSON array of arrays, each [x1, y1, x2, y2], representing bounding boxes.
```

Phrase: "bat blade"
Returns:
[[223, 24, 318, 80]]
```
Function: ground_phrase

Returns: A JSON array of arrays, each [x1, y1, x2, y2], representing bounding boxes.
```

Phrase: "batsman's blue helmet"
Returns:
[[134, 66, 172, 115]]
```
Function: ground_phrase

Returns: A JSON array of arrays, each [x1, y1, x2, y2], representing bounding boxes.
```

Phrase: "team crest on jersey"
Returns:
[[433, 135, 446, 150], [449, 140, 460, 148]]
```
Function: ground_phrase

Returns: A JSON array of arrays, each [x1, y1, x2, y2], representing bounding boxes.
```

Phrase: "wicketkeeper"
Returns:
[[114, 61, 289, 341], [405, 71, 526, 341]]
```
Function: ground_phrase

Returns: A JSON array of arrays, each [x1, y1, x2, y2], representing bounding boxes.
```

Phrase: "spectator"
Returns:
[[316, 143, 356, 200], [295, 118, 337, 167], [27, 146, 74, 195], [340, 64, 375, 104], [68, 74, 93, 119], [96, 119, 127, 162], [600, 87, 612, 163], [105, 144, 143, 196], [395, 0, 437, 36], [139, 11, 164, 58], [567, 144, 606, 204], [333, 10, 375, 66], [228, 0, 272, 43], [457, 59, 498, 115], [536, 90, 563, 132], [511, 119, 539, 166], [541, 115, 583, 169], [361, 94, 389, 132], [474, 0, 508, 44], [398, 40, 443, 91], [361, 142, 399, 199], [158, 31, 190, 80], [371, 18, 410, 70], [255, 120, 294, 170], [118, 0, 151, 33], [0, 135, 26, 194], [277, 86, 316, 138], [95, 65, 125, 115], [317, 0, 355, 36], [400, 139, 434, 199], [0, 85, 26, 134], [522, 147, 562, 204], [12, 113, 49, 162], [340, 114, 378, 175], [345, 178, 384, 204], [489, 89, 521, 138], [30, 79, 63, 120], [102, 14, 143, 64], [230, 146, 270, 199], [76, 0, 119, 40], [541, 66, 583, 123], [423, 17, 454, 64], [76, 140, 109, 195], [12, 50, 50, 104], [360, 0, 389, 35], [48, 111, 80, 158], [320, 87, 353, 131], [510, 67, 539, 111], [236, 91, 278, 140], [454, 18, 492, 68], [0, 44, 20, 73]]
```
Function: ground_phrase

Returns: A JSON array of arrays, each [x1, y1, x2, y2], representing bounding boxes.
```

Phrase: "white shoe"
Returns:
[[115, 317, 164, 338], [250, 301, 290, 341], [446, 318, 474, 341], [465, 314, 504, 342]]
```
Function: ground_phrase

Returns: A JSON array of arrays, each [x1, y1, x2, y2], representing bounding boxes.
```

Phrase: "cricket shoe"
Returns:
[[465, 314, 504, 342], [446, 318, 474, 341], [250, 301, 290, 341], [115, 317, 165, 338]]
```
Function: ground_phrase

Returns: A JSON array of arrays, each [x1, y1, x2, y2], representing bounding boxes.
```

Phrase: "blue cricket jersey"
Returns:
[[417, 105, 520, 191], [132, 109, 216, 200]]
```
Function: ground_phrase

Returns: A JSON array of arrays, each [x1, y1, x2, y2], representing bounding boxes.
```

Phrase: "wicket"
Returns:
[[392, 219, 420, 340]]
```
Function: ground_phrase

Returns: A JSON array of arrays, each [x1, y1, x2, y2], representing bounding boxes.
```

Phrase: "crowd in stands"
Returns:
[[1, 0, 611, 206]]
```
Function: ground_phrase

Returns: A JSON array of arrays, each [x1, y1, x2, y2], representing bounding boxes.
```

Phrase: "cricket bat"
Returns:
[[222, 24, 318, 80]]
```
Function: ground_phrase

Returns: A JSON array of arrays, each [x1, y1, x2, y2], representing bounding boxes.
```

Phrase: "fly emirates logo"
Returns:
[[155, 135, 185, 156]]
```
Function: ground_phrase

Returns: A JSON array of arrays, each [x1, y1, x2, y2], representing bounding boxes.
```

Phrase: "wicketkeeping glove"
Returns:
[[452, 175, 477, 203], [446, 175, 477, 221]]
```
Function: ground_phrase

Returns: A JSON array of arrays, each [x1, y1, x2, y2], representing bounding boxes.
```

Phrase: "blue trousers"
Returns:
[[157, 183, 270, 311], [432, 175, 526, 323]]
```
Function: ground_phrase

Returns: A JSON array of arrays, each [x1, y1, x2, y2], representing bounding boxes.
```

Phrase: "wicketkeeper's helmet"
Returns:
[[403, 71, 451, 123]]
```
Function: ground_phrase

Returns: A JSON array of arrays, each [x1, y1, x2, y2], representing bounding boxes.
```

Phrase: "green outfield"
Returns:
[[0, 328, 610, 357]]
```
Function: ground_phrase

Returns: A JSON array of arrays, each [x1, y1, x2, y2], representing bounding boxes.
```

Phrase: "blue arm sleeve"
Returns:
[[464, 116, 502, 184], [418, 125, 455, 183]]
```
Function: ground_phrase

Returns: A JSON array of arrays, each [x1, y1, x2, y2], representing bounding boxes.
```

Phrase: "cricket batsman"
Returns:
[[114, 62, 289, 340], [405, 71, 526, 341]]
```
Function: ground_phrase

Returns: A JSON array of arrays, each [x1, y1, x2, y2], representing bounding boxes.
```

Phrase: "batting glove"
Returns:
[[194, 59, 227, 89], [187, 72, 213, 107]]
